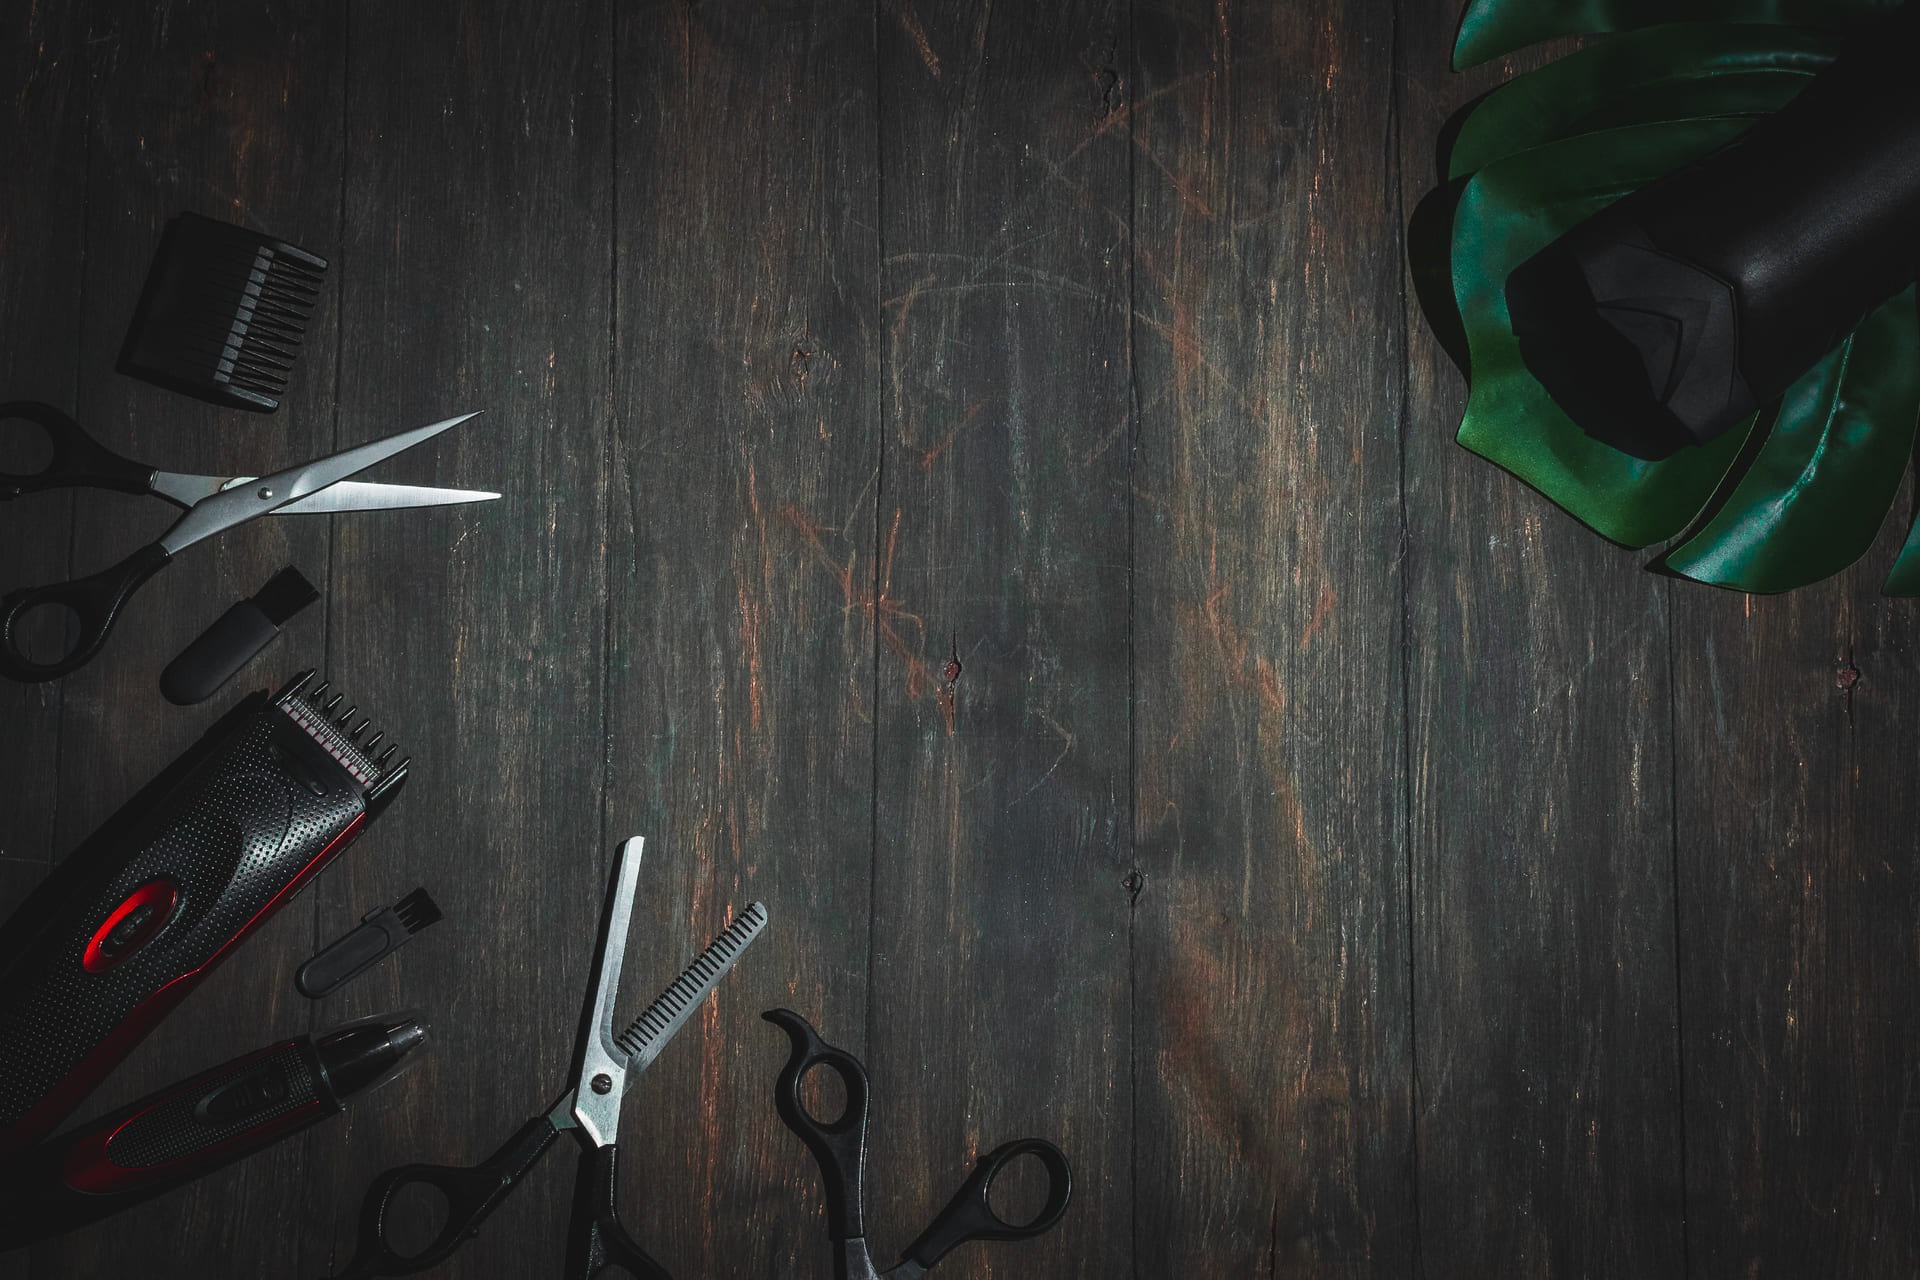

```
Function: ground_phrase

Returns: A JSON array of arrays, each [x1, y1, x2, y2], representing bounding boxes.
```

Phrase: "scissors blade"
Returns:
[[158, 411, 483, 554], [149, 471, 232, 507], [270, 480, 500, 514], [570, 836, 647, 1150], [570, 900, 769, 1147]]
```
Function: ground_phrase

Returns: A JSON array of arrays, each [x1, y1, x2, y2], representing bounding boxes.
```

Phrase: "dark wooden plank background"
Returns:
[[3, 2, 1917, 1277]]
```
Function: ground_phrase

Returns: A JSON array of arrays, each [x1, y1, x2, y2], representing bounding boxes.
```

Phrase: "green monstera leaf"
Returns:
[[1452, 0, 1888, 70], [1418, 24, 1830, 381], [1453, 118, 1755, 547], [1659, 290, 1920, 592], [1419, 6, 1920, 593], [1884, 518, 1920, 594], [1446, 23, 1836, 178]]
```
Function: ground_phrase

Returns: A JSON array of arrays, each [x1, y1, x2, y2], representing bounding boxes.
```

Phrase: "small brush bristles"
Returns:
[[252, 566, 319, 626], [393, 888, 442, 934]]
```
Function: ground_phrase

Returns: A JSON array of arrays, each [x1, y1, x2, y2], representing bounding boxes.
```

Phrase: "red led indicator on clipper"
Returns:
[[83, 881, 179, 973]]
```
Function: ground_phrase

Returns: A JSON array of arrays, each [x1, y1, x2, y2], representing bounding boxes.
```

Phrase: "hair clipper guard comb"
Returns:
[[118, 212, 328, 412], [0, 672, 407, 1157]]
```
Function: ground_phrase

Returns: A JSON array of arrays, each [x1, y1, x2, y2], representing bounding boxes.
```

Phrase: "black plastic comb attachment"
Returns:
[[118, 213, 328, 412]]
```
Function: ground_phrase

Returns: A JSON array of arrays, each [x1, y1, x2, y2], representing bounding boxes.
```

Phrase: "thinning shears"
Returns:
[[0, 399, 498, 682], [764, 1009, 1073, 1278], [330, 837, 768, 1279]]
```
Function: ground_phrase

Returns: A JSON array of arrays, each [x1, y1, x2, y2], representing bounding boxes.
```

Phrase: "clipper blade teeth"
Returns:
[[273, 672, 402, 791]]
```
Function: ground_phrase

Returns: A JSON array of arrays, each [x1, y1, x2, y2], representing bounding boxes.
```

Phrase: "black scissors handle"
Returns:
[[329, 1114, 562, 1279], [0, 400, 154, 498], [765, 1008, 873, 1247], [0, 541, 170, 682], [565, 1143, 672, 1279], [899, 1137, 1072, 1271], [766, 1009, 1072, 1277]]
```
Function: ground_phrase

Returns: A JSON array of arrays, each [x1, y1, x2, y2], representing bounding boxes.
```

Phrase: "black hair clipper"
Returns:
[[0, 672, 407, 1157]]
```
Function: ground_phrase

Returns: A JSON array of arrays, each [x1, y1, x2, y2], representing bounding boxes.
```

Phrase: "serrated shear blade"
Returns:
[[616, 901, 769, 1076]]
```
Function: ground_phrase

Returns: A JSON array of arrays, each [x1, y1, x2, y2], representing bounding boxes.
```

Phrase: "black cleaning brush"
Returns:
[[119, 212, 328, 412], [295, 888, 443, 999]]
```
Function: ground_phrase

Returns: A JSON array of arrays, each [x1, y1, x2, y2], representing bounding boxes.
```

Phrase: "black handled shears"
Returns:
[[327, 837, 768, 1279], [764, 1009, 1072, 1279], [0, 399, 497, 682]]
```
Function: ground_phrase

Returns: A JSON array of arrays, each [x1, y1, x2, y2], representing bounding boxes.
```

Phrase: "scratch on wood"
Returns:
[[1170, 289, 1206, 405], [1298, 586, 1335, 652], [739, 580, 765, 733], [880, 0, 941, 78], [1132, 132, 1215, 218], [921, 400, 985, 470], [782, 504, 938, 701], [1008, 710, 1074, 808], [883, 270, 1106, 308], [888, 272, 935, 334], [1198, 576, 1284, 715], [696, 894, 728, 1249]]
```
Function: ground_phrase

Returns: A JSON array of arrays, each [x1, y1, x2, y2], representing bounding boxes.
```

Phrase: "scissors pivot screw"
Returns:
[[257, 486, 275, 498], [591, 1073, 613, 1095]]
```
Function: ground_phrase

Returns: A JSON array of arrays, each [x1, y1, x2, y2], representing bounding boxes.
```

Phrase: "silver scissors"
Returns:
[[0, 399, 498, 681], [329, 836, 769, 1279]]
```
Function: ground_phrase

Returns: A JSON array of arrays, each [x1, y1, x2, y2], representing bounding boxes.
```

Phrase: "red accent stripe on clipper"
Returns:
[[81, 881, 179, 973], [0, 671, 407, 1156]]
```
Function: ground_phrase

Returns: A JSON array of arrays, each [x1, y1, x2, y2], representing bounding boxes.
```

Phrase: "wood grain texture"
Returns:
[[301, 2, 613, 1276], [1130, 0, 1414, 1271], [0, 863, 42, 1280], [1394, 1, 1687, 1276], [0, 9, 104, 1275], [29, 4, 346, 1276], [5, 2, 1920, 1277], [606, 0, 881, 1274], [869, 2, 1134, 1275], [1672, 564, 1920, 1276], [0, 0, 85, 880]]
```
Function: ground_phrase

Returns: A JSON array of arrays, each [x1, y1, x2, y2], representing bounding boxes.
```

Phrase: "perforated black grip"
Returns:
[[0, 697, 384, 1155], [0, 1038, 336, 1248]]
